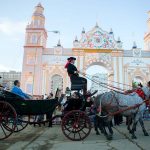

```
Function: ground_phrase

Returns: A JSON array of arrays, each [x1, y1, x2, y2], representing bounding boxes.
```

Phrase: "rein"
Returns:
[[98, 99, 149, 118], [97, 91, 150, 118], [82, 72, 132, 88], [109, 99, 149, 116], [79, 72, 125, 94], [78, 71, 150, 117]]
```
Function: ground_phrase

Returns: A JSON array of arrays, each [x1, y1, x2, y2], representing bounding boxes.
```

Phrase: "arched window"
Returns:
[[31, 35, 38, 44], [51, 75, 63, 93], [26, 55, 35, 64], [25, 76, 33, 94], [34, 20, 40, 27]]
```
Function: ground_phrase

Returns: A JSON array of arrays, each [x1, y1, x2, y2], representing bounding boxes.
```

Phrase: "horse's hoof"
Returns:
[[129, 130, 132, 134], [144, 132, 149, 136], [107, 135, 113, 140], [101, 130, 104, 134], [131, 135, 137, 139]]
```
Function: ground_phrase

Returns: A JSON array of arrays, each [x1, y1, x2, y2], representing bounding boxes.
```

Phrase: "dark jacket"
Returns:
[[67, 63, 78, 76]]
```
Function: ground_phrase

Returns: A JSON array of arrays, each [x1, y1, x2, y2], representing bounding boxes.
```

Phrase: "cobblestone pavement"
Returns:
[[0, 121, 150, 150]]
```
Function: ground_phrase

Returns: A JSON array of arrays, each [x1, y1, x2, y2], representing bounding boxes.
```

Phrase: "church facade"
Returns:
[[21, 3, 150, 96]]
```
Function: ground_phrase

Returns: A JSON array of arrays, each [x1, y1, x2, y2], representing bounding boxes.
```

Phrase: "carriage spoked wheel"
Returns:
[[61, 110, 92, 141], [2, 115, 29, 133], [0, 101, 17, 140], [13, 115, 29, 132]]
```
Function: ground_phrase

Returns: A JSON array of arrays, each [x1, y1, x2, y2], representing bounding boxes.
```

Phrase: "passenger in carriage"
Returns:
[[46, 93, 53, 100], [63, 92, 82, 111], [83, 96, 94, 111], [11, 80, 30, 100], [65, 57, 97, 97]]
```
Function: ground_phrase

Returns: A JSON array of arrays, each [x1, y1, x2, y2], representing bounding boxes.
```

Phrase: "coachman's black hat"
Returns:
[[67, 57, 76, 61]]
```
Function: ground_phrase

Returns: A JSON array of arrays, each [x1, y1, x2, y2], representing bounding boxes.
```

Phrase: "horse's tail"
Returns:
[[94, 94, 103, 116]]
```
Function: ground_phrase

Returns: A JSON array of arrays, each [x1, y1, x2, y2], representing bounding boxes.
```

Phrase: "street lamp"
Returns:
[[32, 30, 60, 96], [47, 30, 60, 34]]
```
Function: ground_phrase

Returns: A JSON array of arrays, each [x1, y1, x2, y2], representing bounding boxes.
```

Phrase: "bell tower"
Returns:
[[144, 11, 150, 51], [25, 3, 47, 47], [21, 3, 47, 95]]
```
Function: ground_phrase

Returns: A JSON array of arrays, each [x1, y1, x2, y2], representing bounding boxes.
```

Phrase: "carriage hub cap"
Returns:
[[73, 123, 79, 128]]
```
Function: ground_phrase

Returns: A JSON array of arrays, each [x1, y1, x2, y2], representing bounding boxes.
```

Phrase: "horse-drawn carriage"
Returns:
[[0, 83, 92, 141], [0, 76, 150, 141]]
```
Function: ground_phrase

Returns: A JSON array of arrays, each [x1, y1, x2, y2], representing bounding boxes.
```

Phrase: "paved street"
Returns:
[[0, 121, 150, 150]]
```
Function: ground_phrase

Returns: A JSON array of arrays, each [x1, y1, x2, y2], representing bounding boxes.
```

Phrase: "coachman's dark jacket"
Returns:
[[67, 63, 78, 76]]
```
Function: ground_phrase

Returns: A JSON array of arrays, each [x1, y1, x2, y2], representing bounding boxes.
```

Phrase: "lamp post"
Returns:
[[48, 30, 60, 34], [32, 30, 60, 96]]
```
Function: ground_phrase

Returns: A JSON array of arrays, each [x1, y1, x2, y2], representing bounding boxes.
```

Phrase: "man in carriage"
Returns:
[[11, 80, 31, 100], [65, 57, 97, 98]]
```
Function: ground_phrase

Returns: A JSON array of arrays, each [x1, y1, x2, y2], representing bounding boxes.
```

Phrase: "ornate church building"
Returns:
[[21, 3, 150, 96]]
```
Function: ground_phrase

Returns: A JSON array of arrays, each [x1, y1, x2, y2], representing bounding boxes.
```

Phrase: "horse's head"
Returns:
[[142, 86, 150, 99]]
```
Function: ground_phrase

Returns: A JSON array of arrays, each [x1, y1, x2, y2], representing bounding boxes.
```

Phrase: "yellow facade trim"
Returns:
[[72, 48, 113, 53]]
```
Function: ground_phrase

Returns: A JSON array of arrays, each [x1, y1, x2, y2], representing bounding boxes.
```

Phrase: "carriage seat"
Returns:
[[71, 82, 84, 91]]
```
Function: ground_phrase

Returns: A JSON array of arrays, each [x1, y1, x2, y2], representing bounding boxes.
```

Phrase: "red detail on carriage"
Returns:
[[135, 88, 145, 100]]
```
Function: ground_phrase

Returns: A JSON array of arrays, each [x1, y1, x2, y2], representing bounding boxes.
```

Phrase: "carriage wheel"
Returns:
[[61, 110, 91, 141], [14, 116, 29, 132], [0, 101, 17, 140], [2, 115, 29, 133]]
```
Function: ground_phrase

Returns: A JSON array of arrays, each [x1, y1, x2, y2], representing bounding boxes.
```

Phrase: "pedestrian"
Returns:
[[46, 93, 53, 99]]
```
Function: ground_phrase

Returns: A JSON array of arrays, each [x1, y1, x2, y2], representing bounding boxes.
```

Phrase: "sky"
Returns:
[[0, 0, 150, 71]]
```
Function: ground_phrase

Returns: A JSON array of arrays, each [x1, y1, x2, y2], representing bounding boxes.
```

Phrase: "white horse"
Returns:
[[94, 86, 150, 139]]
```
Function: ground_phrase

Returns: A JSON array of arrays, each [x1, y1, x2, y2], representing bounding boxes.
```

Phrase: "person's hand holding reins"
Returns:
[[79, 71, 86, 76], [74, 70, 79, 74], [82, 72, 86, 76]]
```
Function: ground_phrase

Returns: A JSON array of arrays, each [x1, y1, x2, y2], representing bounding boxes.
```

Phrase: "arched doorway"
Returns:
[[86, 65, 109, 94], [51, 74, 63, 94]]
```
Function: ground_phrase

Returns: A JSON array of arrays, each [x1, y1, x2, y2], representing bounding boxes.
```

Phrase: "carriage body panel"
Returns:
[[0, 90, 58, 115], [3, 99, 58, 116]]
